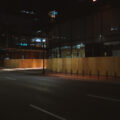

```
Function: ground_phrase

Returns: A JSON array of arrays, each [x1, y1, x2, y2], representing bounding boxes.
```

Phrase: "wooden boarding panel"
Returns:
[[47, 57, 120, 77]]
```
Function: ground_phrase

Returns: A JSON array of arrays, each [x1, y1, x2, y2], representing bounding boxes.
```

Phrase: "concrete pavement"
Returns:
[[0, 70, 120, 120]]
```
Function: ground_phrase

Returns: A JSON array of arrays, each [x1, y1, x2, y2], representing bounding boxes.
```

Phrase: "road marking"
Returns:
[[87, 94, 120, 103], [29, 104, 67, 120], [5, 77, 16, 80]]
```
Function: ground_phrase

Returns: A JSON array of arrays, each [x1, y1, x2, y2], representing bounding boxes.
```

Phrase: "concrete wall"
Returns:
[[4, 59, 47, 68], [47, 57, 120, 77]]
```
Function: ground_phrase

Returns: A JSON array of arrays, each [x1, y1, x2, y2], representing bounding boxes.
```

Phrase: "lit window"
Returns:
[[21, 10, 35, 15], [36, 30, 41, 33], [76, 43, 85, 49], [111, 27, 118, 31]]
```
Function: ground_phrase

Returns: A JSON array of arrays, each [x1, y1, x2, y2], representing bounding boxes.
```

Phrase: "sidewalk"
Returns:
[[0, 67, 42, 72], [47, 73, 120, 82]]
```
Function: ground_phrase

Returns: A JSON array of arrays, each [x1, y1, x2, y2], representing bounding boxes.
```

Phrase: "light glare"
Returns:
[[42, 39, 46, 43]]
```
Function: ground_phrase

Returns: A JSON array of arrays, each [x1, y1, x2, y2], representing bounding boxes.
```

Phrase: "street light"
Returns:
[[42, 38, 46, 74], [92, 0, 97, 2]]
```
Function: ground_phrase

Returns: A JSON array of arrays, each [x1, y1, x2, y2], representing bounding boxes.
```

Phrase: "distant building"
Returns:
[[48, 7, 120, 58], [0, 33, 47, 65]]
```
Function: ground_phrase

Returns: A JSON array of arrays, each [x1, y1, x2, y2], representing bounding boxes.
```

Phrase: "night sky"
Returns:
[[0, 0, 119, 34]]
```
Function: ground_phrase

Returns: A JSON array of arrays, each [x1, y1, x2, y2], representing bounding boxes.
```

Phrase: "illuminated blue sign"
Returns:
[[16, 43, 28, 46], [49, 10, 58, 18], [51, 11, 58, 16]]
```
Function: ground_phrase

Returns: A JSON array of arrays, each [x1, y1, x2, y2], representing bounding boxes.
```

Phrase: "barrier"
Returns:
[[4, 59, 47, 69], [4, 57, 120, 77], [47, 57, 120, 77]]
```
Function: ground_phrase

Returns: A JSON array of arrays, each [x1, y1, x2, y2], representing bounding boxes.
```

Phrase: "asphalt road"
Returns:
[[0, 70, 120, 120]]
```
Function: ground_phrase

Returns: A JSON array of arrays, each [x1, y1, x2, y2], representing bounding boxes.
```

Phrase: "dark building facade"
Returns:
[[48, 7, 120, 58]]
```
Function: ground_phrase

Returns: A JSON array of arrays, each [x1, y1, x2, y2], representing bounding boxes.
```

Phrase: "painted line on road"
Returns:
[[29, 104, 67, 120], [87, 94, 120, 103], [5, 77, 16, 80]]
